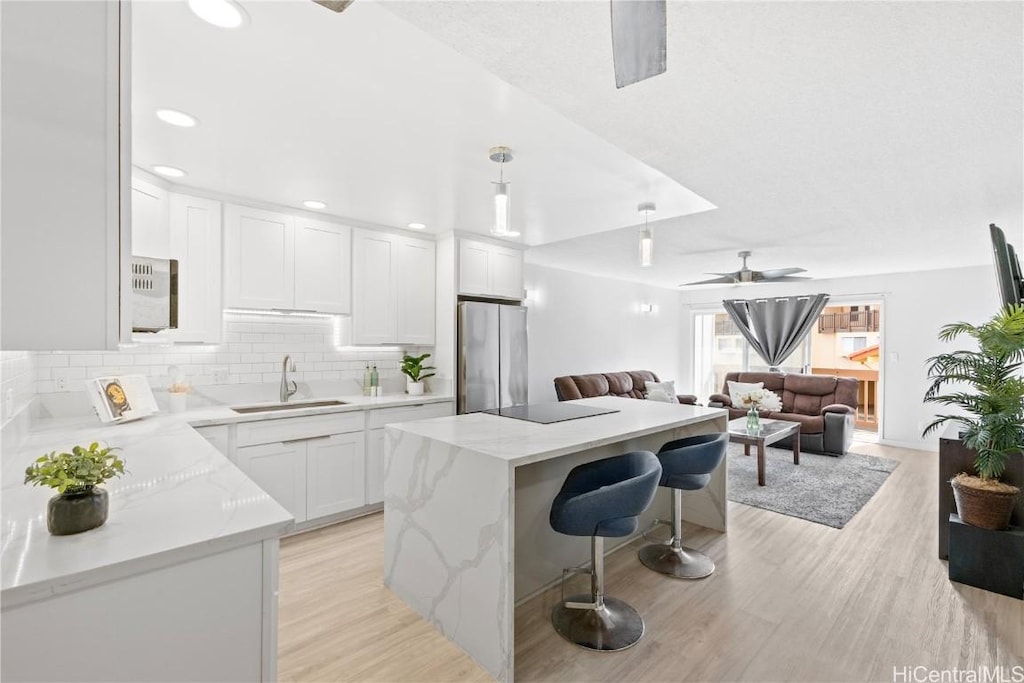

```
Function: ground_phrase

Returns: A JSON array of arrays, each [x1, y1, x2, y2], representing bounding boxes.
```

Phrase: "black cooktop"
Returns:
[[482, 403, 619, 424]]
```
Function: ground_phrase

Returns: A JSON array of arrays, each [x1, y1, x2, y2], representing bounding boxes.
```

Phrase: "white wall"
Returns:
[[678, 264, 997, 450], [524, 264, 684, 402]]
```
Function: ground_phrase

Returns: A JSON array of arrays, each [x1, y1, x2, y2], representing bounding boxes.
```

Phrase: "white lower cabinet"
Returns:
[[236, 441, 309, 523], [365, 429, 386, 505], [306, 433, 365, 518], [203, 402, 452, 526]]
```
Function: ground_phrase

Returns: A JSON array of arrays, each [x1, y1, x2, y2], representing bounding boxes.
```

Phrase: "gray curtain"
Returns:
[[723, 294, 830, 371]]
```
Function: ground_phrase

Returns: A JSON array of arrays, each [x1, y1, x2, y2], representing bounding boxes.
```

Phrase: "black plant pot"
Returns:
[[47, 487, 109, 536]]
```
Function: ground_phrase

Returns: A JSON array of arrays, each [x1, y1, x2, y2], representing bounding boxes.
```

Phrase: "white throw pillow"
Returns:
[[645, 380, 676, 403], [727, 380, 764, 407]]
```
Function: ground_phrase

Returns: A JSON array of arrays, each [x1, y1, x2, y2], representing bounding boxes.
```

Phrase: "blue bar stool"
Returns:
[[549, 451, 662, 652], [638, 433, 728, 579]]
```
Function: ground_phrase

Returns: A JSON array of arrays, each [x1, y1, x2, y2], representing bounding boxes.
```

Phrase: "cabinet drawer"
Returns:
[[236, 411, 364, 447], [367, 402, 453, 430]]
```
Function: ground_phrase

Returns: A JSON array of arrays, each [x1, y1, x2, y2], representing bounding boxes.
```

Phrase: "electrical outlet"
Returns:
[[212, 366, 230, 383], [53, 369, 72, 392]]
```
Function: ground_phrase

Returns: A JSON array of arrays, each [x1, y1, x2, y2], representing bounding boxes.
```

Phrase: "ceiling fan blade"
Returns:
[[758, 267, 807, 279], [680, 276, 736, 286], [762, 275, 812, 282], [610, 0, 666, 88], [313, 0, 354, 13]]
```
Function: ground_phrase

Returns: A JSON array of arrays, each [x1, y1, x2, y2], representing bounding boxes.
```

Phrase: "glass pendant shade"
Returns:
[[492, 181, 511, 236], [639, 227, 654, 267]]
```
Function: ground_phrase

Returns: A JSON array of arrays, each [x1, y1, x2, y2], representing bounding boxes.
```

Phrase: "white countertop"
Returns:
[[1, 390, 453, 608], [387, 396, 728, 467]]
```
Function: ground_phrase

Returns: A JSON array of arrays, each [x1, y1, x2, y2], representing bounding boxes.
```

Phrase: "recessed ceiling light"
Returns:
[[303, 200, 327, 210], [187, 0, 249, 29], [156, 109, 199, 128], [152, 165, 187, 178], [407, 223, 426, 230]]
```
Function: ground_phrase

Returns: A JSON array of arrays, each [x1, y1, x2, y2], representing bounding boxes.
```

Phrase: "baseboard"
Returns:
[[877, 437, 933, 452]]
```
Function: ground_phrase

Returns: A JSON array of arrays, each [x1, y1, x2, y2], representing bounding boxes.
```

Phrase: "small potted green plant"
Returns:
[[400, 353, 436, 396], [924, 304, 1024, 529], [24, 442, 126, 536]]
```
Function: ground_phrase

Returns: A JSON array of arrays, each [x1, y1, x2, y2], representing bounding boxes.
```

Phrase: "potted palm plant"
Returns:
[[24, 442, 126, 535], [400, 353, 436, 396], [923, 304, 1024, 529]]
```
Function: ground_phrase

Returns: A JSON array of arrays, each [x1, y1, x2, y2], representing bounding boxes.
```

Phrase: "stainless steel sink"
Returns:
[[230, 399, 348, 414]]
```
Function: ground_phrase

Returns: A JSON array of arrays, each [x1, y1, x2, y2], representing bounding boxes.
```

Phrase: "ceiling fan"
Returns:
[[313, 0, 666, 89], [680, 251, 810, 286]]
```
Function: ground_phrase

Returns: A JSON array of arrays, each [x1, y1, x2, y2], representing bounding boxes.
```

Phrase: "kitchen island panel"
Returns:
[[383, 428, 513, 681]]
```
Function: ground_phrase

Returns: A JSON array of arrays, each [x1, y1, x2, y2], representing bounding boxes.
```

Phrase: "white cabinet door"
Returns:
[[365, 428, 385, 505], [169, 193, 222, 342], [490, 245, 524, 300], [352, 230, 397, 344], [224, 205, 295, 310], [294, 219, 351, 314], [236, 442, 307, 523], [306, 433, 366, 519], [458, 239, 523, 300], [458, 240, 490, 296], [131, 178, 170, 258], [396, 236, 435, 344], [1, 2, 129, 350]]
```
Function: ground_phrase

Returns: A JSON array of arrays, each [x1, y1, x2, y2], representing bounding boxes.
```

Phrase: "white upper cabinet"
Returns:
[[352, 230, 435, 345], [169, 193, 223, 342], [1, 1, 130, 350], [352, 231, 397, 344], [294, 218, 351, 314], [129, 185, 223, 344], [224, 205, 351, 314], [458, 239, 524, 300], [224, 205, 295, 310], [131, 178, 170, 258], [395, 236, 436, 345]]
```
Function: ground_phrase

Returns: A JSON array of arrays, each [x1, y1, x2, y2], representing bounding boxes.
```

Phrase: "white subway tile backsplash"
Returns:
[[25, 313, 416, 397]]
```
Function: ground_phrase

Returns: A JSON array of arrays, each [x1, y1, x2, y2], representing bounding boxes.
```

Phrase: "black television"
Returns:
[[990, 223, 1023, 309]]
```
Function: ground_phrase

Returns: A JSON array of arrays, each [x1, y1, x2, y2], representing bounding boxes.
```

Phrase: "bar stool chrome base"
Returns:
[[552, 595, 645, 652], [638, 542, 714, 579], [638, 487, 716, 579]]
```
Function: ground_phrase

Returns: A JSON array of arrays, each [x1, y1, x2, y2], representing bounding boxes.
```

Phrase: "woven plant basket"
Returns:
[[950, 478, 1020, 530]]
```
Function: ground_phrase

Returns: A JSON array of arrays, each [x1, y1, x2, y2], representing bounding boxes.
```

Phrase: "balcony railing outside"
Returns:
[[818, 310, 880, 334]]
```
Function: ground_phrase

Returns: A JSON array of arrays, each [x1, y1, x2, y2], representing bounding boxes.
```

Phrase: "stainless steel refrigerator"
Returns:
[[457, 301, 528, 414]]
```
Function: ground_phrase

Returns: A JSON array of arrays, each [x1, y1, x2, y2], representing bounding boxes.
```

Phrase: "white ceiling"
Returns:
[[134, 1, 1023, 290], [131, 1, 714, 247]]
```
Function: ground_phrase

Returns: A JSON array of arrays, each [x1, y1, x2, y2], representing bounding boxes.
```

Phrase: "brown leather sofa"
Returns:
[[708, 372, 858, 456], [553, 370, 698, 405]]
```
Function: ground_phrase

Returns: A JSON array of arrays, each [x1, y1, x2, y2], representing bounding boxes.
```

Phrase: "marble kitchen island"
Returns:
[[384, 397, 729, 682]]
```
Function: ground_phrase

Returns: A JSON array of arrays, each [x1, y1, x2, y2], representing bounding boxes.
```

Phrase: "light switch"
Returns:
[[889, 352, 899, 363]]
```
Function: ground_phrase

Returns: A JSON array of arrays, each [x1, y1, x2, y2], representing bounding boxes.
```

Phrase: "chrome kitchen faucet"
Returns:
[[280, 355, 298, 403]]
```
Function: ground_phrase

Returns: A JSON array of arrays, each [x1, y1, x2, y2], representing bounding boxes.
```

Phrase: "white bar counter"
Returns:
[[384, 397, 729, 682]]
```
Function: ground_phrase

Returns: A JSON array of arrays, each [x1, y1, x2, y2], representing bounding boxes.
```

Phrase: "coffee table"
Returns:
[[727, 418, 801, 486]]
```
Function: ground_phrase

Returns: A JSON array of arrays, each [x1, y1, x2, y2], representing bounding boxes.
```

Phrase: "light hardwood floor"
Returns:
[[278, 440, 1023, 682]]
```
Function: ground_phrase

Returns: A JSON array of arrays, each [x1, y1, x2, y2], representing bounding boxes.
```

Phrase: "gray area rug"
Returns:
[[726, 443, 899, 528]]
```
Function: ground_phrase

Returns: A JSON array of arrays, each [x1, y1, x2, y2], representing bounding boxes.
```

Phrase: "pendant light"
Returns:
[[638, 201, 656, 267], [489, 146, 517, 237]]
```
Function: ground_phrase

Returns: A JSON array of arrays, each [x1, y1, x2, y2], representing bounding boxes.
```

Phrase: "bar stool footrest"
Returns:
[[552, 595, 645, 651]]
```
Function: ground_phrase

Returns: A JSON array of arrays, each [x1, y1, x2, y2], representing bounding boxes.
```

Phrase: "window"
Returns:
[[840, 336, 868, 354]]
